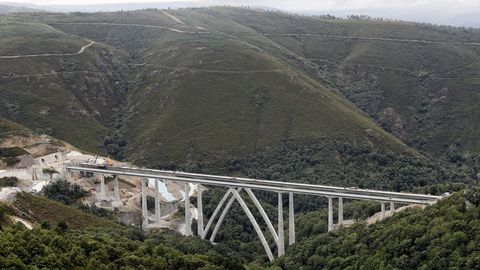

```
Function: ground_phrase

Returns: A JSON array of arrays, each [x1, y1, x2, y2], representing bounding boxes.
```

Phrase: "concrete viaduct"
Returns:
[[66, 164, 442, 262]]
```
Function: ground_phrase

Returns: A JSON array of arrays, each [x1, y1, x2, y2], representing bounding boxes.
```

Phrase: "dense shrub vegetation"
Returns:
[[0, 147, 28, 166], [42, 179, 88, 205], [155, 139, 472, 262], [276, 187, 480, 270], [0, 177, 18, 187], [219, 139, 469, 191], [0, 226, 245, 269]]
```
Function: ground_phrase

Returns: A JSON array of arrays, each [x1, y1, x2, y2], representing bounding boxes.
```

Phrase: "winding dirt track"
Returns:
[[0, 40, 95, 59], [130, 63, 286, 74], [49, 22, 209, 34], [260, 33, 480, 46], [44, 23, 480, 46]]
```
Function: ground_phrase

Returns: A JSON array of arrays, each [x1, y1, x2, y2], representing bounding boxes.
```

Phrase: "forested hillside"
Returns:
[[2, 7, 479, 172], [0, 22, 128, 152], [1, 7, 480, 269], [276, 187, 480, 270], [0, 195, 245, 269], [195, 7, 480, 159]]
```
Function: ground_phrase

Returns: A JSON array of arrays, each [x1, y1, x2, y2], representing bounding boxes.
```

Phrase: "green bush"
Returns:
[[0, 147, 27, 167], [0, 147, 28, 158], [42, 180, 87, 205], [0, 226, 245, 269], [0, 204, 5, 222], [0, 177, 18, 187]]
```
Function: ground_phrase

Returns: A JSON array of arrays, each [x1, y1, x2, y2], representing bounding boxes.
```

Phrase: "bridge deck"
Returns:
[[66, 164, 442, 205]]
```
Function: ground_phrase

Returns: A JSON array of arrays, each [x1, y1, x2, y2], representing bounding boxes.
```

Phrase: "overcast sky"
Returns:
[[4, 0, 480, 27], [6, 0, 480, 10]]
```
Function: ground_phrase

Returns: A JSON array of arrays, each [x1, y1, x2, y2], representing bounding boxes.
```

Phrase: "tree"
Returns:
[[56, 220, 68, 233]]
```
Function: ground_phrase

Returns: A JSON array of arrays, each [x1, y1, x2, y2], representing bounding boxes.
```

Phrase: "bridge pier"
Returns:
[[197, 185, 204, 237], [100, 175, 106, 198], [141, 178, 148, 229], [338, 197, 344, 227], [278, 193, 285, 256], [185, 183, 191, 236], [114, 175, 120, 201], [155, 179, 161, 226], [380, 202, 386, 221], [288, 192, 295, 245], [328, 197, 333, 232], [390, 202, 395, 213]]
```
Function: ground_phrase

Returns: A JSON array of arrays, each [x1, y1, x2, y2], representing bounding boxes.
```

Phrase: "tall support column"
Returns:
[[197, 185, 204, 237], [380, 202, 386, 221], [155, 179, 161, 226], [100, 175, 106, 198], [390, 202, 395, 213], [114, 175, 120, 201], [231, 189, 274, 262], [141, 178, 148, 229], [288, 192, 295, 246], [184, 183, 191, 236], [278, 193, 285, 256], [328, 197, 333, 232], [338, 197, 344, 226]]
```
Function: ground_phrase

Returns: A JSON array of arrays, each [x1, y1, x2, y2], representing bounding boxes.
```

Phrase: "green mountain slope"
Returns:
[[195, 7, 480, 158], [0, 193, 245, 269], [15, 10, 412, 165], [0, 22, 128, 152], [277, 187, 480, 270], [2, 8, 476, 184], [0, 116, 28, 136]]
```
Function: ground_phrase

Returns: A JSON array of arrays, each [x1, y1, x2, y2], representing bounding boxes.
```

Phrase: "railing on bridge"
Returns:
[[66, 164, 442, 262]]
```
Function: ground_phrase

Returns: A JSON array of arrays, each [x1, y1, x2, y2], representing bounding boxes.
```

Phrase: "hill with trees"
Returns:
[[0, 194, 245, 269], [2, 8, 478, 172], [276, 187, 480, 270], [1, 7, 480, 268]]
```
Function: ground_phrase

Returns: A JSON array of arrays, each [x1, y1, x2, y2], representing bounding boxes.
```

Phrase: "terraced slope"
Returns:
[[0, 22, 128, 152]]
